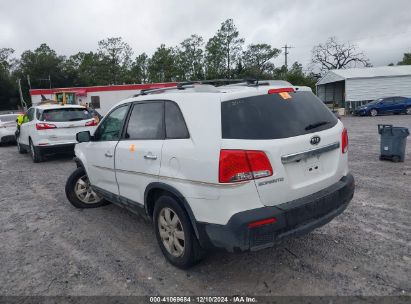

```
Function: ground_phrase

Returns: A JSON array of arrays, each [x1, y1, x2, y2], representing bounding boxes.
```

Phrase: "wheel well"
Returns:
[[146, 188, 181, 218], [145, 185, 200, 239]]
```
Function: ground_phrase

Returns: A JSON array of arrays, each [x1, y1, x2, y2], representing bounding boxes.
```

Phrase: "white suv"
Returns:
[[17, 104, 97, 162], [65, 81, 354, 268]]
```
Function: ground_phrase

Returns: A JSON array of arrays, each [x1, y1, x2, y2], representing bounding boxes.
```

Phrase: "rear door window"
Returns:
[[221, 91, 338, 140], [165, 101, 189, 139], [39, 108, 92, 122]]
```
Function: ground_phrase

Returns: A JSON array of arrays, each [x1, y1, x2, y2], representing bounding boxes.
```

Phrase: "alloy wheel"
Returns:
[[158, 207, 185, 257], [74, 175, 101, 204]]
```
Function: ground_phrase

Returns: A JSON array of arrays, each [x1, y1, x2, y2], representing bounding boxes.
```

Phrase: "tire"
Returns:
[[29, 139, 42, 162], [406, 107, 411, 115], [17, 138, 27, 154], [65, 167, 110, 208], [392, 156, 400, 163], [370, 109, 378, 117], [153, 195, 206, 269]]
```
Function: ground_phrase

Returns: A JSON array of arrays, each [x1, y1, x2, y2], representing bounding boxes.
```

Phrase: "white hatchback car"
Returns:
[[65, 81, 354, 268], [17, 104, 97, 162], [0, 113, 18, 144]]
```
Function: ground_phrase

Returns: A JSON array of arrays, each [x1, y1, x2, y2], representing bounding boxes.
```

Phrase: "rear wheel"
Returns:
[[370, 109, 378, 117], [17, 138, 27, 154], [153, 195, 205, 268], [29, 139, 42, 162], [65, 167, 110, 208], [406, 107, 411, 115]]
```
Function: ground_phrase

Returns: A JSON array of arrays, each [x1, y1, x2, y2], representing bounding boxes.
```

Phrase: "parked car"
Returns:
[[355, 96, 411, 116], [0, 113, 18, 144], [17, 104, 98, 162], [65, 82, 355, 268]]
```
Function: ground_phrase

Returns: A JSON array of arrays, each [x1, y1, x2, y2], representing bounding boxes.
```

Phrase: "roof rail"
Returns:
[[132, 78, 271, 97]]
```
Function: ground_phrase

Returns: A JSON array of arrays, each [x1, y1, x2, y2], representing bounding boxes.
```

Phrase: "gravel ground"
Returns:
[[0, 115, 410, 296]]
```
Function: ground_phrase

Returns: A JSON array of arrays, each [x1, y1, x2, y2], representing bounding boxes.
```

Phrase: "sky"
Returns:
[[1, 0, 410, 70]]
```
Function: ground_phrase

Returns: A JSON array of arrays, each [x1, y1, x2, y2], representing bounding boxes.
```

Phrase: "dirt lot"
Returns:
[[0, 115, 410, 296]]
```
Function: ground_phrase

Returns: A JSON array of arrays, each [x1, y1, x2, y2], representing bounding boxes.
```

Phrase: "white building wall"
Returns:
[[345, 75, 411, 101]]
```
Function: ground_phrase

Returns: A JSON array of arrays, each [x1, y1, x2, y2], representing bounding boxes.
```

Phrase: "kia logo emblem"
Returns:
[[310, 135, 321, 145]]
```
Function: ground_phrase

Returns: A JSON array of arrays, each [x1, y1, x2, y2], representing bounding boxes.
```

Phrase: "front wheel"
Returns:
[[370, 109, 378, 117], [406, 107, 411, 115], [65, 167, 110, 208], [153, 195, 206, 268]]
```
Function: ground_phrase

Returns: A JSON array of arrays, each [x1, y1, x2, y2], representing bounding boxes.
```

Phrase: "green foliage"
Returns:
[[97, 37, 133, 84], [242, 44, 280, 79], [205, 19, 244, 79], [147, 44, 176, 82], [397, 52, 411, 65]]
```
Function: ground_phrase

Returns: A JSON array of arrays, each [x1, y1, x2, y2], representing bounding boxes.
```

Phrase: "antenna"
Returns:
[[282, 44, 295, 70]]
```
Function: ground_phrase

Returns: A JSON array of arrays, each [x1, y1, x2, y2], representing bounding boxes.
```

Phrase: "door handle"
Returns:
[[144, 154, 157, 160], [104, 152, 113, 158]]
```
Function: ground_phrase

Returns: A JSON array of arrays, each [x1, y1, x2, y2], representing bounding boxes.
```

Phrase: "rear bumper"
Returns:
[[37, 143, 76, 154], [196, 173, 355, 252], [0, 134, 16, 143]]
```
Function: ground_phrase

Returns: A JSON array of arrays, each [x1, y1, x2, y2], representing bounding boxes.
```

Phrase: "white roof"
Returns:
[[317, 65, 411, 85]]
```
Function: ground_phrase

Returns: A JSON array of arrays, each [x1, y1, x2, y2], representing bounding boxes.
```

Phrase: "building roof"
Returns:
[[317, 65, 411, 85]]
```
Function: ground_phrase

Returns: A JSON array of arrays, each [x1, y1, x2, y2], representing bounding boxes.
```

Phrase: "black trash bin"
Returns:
[[378, 124, 410, 162]]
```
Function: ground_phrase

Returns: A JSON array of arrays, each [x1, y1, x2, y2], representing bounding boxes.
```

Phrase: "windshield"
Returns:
[[39, 108, 92, 122], [221, 91, 338, 140]]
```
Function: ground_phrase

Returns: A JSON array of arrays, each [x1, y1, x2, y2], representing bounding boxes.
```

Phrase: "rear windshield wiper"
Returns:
[[304, 121, 330, 131]]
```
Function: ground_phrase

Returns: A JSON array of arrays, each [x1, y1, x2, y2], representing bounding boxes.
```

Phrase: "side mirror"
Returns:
[[76, 131, 91, 143]]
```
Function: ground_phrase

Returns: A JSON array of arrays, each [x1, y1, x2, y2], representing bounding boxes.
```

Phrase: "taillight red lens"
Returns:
[[36, 123, 57, 130], [268, 88, 295, 94], [342, 128, 348, 153], [85, 119, 97, 127], [219, 150, 273, 183]]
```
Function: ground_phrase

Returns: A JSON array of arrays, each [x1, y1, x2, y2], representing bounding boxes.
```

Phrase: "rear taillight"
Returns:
[[85, 119, 97, 127], [219, 150, 273, 183], [36, 123, 57, 130], [342, 128, 348, 153]]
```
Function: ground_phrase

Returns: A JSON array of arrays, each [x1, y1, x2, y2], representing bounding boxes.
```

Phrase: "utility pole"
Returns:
[[282, 44, 294, 70]]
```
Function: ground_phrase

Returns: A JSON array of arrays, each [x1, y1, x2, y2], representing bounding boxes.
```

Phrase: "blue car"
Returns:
[[356, 96, 411, 116]]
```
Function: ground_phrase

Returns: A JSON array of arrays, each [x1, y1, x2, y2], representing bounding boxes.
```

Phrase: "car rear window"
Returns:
[[39, 108, 92, 122], [221, 91, 338, 139]]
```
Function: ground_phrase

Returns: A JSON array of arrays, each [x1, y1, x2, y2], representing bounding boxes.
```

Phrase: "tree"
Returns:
[[97, 37, 133, 84], [130, 53, 149, 83], [242, 44, 280, 78], [205, 19, 244, 79], [175, 35, 204, 81], [0, 48, 19, 110], [282, 62, 317, 90], [397, 52, 411, 65], [148, 44, 177, 82], [312, 37, 370, 73], [14, 43, 67, 104], [63, 52, 106, 86]]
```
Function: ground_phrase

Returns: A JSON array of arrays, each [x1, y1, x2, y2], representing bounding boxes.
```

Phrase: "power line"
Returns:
[[282, 44, 294, 70]]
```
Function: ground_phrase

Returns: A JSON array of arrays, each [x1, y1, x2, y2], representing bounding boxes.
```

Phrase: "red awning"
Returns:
[[73, 89, 87, 96]]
